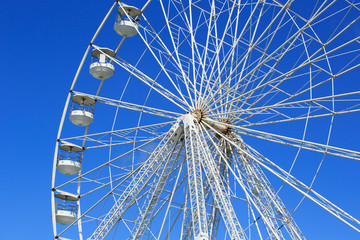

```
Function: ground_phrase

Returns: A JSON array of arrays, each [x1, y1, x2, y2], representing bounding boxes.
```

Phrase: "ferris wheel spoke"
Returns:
[[230, 134, 304, 239], [65, 133, 165, 152], [204, 0, 304, 108], [79, 173, 130, 198], [60, 121, 174, 148], [229, 61, 359, 125], [207, 35, 314, 116], [186, 0, 200, 106], [197, 0, 217, 106], [235, 99, 354, 126], [73, 90, 182, 120], [202, 0, 266, 107], [222, 3, 246, 113], [194, 2, 234, 109], [169, 0, 221, 107], [115, 7, 194, 109], [97, 57, 190, 112], [242, 144, 360, 234], [208, 76, 282, 117], [54, 132, 167, 191], [206, 2, 341, 112], [85, 137, 164, 150], [240, 107, 360, 127], [201, 2, 272, 114], [205, 121, 360, 234], [204, 0, 242, 106], [176, 0, 235, 109], [202, 0, 262, 87], [211, 90, 360, 127], [136, 16, 197, 109], [211, 90, 360, 118], [225, 37, 306, 115], [158, 0, 201, 109], [91, 45, 189, 111], [231, 124, 360, 161], [201, 124, 285, 239], [240, 33, 360, 106]]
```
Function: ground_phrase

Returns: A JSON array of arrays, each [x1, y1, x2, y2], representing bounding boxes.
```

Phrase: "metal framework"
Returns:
[[52, 0, 360, 239]]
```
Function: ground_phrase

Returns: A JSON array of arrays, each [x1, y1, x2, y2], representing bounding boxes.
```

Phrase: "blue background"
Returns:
[[0, 0, 359, 239]]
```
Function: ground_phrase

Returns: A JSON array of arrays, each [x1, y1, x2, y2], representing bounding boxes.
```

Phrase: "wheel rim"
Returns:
[[52, 1, 360, 239]]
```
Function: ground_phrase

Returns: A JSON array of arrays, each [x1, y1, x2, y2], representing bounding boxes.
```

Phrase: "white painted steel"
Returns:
[[52, 0, 360, 239], [88, 122, 182, 240], [183, 114, 209, 240], [51, 1, 118, 239]]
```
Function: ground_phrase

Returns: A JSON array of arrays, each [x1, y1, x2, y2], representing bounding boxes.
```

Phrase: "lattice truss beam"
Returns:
[[228, 133, 304, 240], [87, 115, 302, 240], [88, 120, 184, 240], [86, 111, 360, 240]]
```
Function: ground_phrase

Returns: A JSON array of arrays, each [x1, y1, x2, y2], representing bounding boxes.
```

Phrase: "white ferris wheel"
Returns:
[[51, 0, 360, 239]]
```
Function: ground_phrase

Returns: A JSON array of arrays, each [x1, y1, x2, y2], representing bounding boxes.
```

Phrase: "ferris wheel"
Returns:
[[51, 0, 360, 239]]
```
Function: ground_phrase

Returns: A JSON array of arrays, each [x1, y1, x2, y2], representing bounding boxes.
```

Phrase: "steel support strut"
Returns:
[[88, 121, 183, 240], [129, 127, 185, 239], [231, 133, 305, 240], [184, 114, 246, 240], [198, 131, 247, 239], [183, 114, 209, 240]]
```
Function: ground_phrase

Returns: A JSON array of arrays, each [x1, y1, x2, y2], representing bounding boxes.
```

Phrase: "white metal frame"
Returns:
[[52, 0, 360, 239]]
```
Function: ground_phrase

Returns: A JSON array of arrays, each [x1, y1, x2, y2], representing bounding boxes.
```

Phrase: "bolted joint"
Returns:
[[191, 108, 207, 123]]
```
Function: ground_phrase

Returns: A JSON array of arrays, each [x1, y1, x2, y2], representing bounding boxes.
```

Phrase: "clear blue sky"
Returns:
[[0, 0, 359, 239], [0, 1, 109, 239]]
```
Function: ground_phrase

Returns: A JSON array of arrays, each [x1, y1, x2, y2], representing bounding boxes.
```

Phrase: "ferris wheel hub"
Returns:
[[52, 0, 360, 238], [191, 109, 232, 135], [191, 109, 205, 122]]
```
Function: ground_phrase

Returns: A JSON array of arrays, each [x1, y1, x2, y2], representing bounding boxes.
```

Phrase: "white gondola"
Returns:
[[89, 48, 116, 80], [69, 94, 95, 126], [57, 143, 82, 175], [114, 4, 141, 37], [55, 191, 78, 225]]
